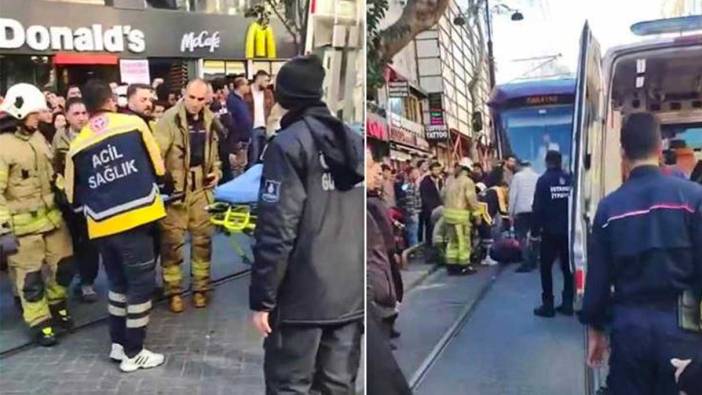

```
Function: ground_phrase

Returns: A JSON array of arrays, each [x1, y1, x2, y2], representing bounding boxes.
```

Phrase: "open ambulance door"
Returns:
[[571, 22, 607, 395], [570, 22, 605, 301]]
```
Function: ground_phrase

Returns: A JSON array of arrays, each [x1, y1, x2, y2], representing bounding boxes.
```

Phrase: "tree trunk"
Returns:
[[376, 0, 452, 64]]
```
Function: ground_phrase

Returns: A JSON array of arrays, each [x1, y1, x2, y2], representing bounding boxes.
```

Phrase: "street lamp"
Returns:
[[453, 1, 524, 88]]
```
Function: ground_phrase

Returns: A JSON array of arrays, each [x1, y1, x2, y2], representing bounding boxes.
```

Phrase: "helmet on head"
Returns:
[[0, 83, 48, 120], [459, 157, 473, 170]]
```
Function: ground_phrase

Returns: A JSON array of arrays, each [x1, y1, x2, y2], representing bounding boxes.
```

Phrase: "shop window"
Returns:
[[0, 56, 53, 94], [388, 97, 405, 117], [203, 60, 246, 80], [405, 96, 422, 123]]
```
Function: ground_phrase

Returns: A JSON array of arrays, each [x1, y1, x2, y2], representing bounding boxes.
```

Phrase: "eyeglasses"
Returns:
[[188, 95, 206, 102]]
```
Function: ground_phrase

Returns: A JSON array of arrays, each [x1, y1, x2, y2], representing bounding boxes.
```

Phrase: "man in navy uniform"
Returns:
[[532, 150, 573, 317], [580, 113, 702, 394]]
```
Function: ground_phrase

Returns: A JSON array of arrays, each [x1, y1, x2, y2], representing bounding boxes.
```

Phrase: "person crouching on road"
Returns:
[[532, 150, 573, 317], [249, 55, 364, 394], [0, 83, 75, 346], [154, 79, 221, 314], [64, 79, 166, 372], [442, 157, 482, 275]]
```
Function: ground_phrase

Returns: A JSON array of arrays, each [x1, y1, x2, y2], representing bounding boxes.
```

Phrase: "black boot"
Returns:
[[50, 301, 74, 332], [34, 321, 58, 347], [557, 293, 574, 316], [456, 266, 478, 276], [533, 296, 555, 318]]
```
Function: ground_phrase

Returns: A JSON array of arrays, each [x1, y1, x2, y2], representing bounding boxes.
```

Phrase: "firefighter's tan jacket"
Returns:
[[443, 174, 480, 213], [0, 128, 62, 237], [153, 102, 222, 195]]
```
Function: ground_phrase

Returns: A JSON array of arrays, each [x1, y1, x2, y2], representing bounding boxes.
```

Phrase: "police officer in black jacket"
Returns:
[[249, 55, 365, 394], [580, 113, 702, 394], [532, 150, 573, 317]]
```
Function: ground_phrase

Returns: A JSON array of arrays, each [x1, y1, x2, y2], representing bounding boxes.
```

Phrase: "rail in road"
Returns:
[[396, 264, 591, 395]]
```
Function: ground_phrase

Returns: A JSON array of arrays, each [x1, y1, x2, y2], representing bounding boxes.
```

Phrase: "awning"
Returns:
[[53, 53, 119, 65], [384, 65, 428, 97]]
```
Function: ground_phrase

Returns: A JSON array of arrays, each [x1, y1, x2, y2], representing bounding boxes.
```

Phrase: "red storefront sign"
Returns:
[[366, 112, 388, 141]]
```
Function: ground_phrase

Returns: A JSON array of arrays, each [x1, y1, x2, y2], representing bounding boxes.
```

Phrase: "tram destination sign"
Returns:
[[505, 94, 575, 108]]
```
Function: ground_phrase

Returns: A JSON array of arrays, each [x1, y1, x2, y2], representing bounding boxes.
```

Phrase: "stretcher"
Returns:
[[206, 164, 263, 264]]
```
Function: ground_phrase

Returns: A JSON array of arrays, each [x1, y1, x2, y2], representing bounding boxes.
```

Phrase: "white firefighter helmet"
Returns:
[[459, 157, 474, 169], [0, 83, 48, 120]]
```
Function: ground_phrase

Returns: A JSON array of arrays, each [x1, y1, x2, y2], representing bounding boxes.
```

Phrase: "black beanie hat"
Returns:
[[275, 55, 325, 109]]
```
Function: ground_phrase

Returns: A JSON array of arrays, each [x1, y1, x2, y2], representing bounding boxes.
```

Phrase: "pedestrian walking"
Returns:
[[532, 150, 573, 317], [399, 167, 421, 248], [64, 79, 166, 371], [0, 83, 75, 346], [154, 79, 221, 313], [580, 113, 702, 394], [420, 162, 444, 250], [249, 55, 364, 394]]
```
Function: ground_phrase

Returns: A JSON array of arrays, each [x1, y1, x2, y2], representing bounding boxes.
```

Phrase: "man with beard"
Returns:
[[125, 84, 156, 131], [250, 55, 364, 394]]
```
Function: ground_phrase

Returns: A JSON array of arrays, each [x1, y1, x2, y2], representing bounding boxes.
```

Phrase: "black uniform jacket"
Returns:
[[250, 105, 364, 325]]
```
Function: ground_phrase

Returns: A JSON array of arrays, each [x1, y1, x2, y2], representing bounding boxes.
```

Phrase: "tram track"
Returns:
[[0, 268, 251, 360]]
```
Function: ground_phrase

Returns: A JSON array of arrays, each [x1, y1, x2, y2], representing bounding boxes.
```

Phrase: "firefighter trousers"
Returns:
[[8, 223, 74, 327], [96, 224, 156, 358], [160, 170, 213, 296], [263, 320, 362, 395], [444, 208, 472, 267]]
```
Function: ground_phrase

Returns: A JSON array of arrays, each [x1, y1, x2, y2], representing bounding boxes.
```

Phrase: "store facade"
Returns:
[[0, 0, 296, 93]]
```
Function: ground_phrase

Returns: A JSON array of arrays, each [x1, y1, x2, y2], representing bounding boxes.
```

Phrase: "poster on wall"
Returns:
[[119, 59, 150, 85]]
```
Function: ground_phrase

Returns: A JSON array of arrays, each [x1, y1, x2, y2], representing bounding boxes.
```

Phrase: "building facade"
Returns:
[[0, 0, 297, 94], [415, 0, 492, 166]]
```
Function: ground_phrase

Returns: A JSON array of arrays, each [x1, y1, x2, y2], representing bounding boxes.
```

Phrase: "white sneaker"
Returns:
[[109, 343, 126, 362], [119, 348, 165, 373], [482, 256, 499, 266]]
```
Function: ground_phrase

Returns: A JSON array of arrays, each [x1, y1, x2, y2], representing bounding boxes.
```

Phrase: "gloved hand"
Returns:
[[0, 233, 18, 258], [157, 172, 175, 196]]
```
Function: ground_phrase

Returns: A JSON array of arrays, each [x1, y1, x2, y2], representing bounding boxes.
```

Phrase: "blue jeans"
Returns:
[[405, 214, 419, 248], [247, 127, 267, 169]]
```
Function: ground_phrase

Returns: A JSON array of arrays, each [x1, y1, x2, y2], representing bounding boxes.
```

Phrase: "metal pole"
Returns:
[[485, 0, 496, 88]]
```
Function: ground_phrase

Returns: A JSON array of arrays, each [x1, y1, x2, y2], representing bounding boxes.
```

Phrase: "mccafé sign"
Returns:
[[0, 18, 146, 53]]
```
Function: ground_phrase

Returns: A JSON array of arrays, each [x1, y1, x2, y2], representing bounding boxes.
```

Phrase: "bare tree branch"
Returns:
[[267, 0, 302, 54], [376, 0, 452, 64]]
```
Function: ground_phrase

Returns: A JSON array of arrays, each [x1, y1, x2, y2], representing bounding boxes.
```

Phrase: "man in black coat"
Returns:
[[249, 55, 364, 394], [419, 162, 443, 249]]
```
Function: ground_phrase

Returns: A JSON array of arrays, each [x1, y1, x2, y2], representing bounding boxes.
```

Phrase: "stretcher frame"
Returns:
[[207, 202, 257, 265]]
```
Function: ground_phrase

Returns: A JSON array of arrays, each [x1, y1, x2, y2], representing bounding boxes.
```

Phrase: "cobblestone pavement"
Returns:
[[0, 274, 268, 395]]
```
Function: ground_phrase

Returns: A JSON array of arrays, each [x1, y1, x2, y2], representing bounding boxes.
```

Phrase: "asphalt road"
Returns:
[[396, 264, 586, 395]]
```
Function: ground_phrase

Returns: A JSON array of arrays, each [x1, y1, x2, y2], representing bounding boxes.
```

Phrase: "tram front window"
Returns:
[[663, 123, 702, 149], [501, 104, 573, 174]]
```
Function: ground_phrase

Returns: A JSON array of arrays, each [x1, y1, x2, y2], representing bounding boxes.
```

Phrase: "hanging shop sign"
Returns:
[[388, 81, 410, 98], [0, 0, 295, 59], [425, 124, 449, 141]]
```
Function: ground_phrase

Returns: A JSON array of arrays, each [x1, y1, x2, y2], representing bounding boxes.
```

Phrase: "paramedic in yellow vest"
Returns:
[[154, 79, 222, 314], [65, 79, 166, 372], [0, 83, 74, 347], [442, 157, 481, 276], [245, 13, 277, 59]]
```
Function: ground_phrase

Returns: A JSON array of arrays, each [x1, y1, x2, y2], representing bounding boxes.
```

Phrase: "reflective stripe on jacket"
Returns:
[[65, 112, 166, 239]]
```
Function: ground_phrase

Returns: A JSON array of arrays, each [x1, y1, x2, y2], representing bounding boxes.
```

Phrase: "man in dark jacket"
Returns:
[[209, 78, 236, 183], [250, 55, 364, 394], [532, 150, 573, 317], [420, 162, 443, 248], [580, 113, 702, 394], [226, 76, 253, 174]]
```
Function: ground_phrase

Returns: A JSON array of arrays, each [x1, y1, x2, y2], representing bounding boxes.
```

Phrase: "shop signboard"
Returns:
[[389, 112, 424, 148], [425, 124, 449, 141], [388, 81, 409, 98], [119, 59, 150, 84], [0, 0, 296, 59], [366, 112, 388, 141]]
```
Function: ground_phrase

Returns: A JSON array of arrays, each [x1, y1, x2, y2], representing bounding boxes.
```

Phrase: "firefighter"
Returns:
[[250, 55, 364, 394], [64, 79, 166, 372], [154, 79, 221, 313], [0, 83, 75, 346], [442, 157, 481, 275], [580, 113, 702, 394]]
